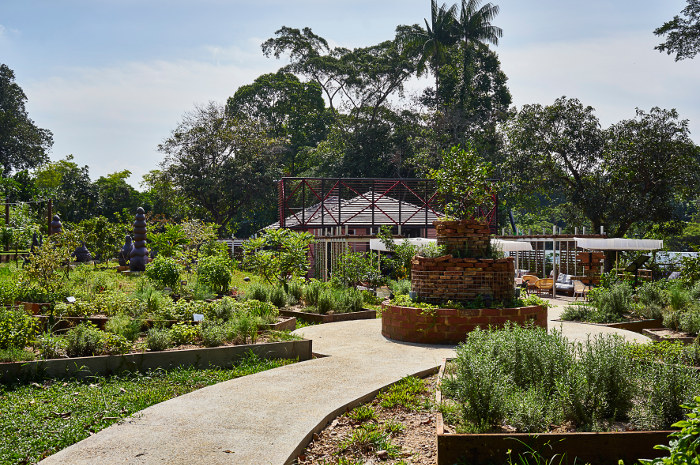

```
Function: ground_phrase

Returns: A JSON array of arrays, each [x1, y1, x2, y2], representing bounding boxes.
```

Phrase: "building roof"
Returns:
[[268, 191, 444, 230]]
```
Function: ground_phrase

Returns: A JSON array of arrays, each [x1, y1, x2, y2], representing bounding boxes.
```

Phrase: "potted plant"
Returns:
[[428, 144, 496, 258]]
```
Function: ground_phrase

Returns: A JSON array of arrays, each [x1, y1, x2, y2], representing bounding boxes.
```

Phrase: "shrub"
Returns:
[[145, 255, 182, 290], [207, 297, 238, 322], [641, 396, 700, 464], [0, 306, 38, 349], [285, 280, 303, 305], [335, 287, 364, 313], [243, 299, 279, 323], [632, 361, 700, 430], [34, 332, 66, 359], [0, 347, 36, 362], [169, 323, 199, 345], [0, 275, 18, 306], [197, 255, 232, 294], [560, 302, 596, 322], [246, 283, 270, 302], [316, 290, 335, 314], [105, 314, 142, 341], [302, 280, 324, 307], [200, 320, 226, 347], [679, 305, 700, 335], [666, 284, 691, 313], [637, 281, 667, 319], [388, 279, 411, 297], [268, 286, 287, 308], [228, 312, 259, 344], [100, 332, 132, 355], [65, 322, 103, 357], [592, 282, 632, 320], [146, 327, 173, 351]]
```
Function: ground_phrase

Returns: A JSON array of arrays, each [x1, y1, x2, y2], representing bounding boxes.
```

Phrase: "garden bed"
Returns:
[[643, 328, 697, 344], [0, 338, 312, 383], [435, 360, 671, 465], [553, 318, 662, 333], [279, 308, 376, 324], [381, 303, 546, 344], [32, 314, 297, 333]]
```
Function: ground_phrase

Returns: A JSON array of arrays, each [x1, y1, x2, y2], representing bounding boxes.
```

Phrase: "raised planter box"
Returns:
[[435, 361, 671, 465], [279, 308, 376, 324], [0, 339, 312, 383], [554, 318, 662, 334], [16, 301, 52, 315], [643, 328, 697, 344], [382, 303, 546, 344], [262, 316, 296, 332]]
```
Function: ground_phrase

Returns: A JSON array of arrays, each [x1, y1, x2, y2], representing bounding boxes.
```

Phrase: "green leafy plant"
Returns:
[[377, 376, 426, 410], [641, 396, 700, 464], [428, 144, 494, 219], [64, 322, 104, 357], [0, 306, 38, 349], [197, 254, 232, 294], [145, 255, 182, 290], [347, 405, 377, 422], [146, 327, 173, 351], [169, 322, 199, 345], [200, 320, 226, 347], [34, 332, 66, 359], [242, 228, 314, 287], [105, 313, 142, 342]]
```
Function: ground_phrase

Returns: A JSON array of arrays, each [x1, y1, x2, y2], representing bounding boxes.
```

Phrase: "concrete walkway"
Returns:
[[39, 303, 649, 465]]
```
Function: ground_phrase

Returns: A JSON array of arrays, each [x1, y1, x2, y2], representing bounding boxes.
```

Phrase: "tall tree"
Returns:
[[33, 155, 97, 222], [158, 102, 283, 235], [0, 64, 53, 177], [397, 0, 460, 109], [94, 170, 142, 219], [655, 0, 700, 61], [503, 97, 700, 243], [457, 0, 502, 108], [226, 71, 330, 175]]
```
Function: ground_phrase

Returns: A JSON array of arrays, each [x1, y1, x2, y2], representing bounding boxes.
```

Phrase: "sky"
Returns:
[[1, 0, 699, 188]]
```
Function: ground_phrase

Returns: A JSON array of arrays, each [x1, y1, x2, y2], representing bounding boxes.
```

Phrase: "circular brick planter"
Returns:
[[381, 303, 547, 344]]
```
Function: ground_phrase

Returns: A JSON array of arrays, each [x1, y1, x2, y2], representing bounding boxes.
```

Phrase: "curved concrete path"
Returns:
[[39, 303, 648, 465]]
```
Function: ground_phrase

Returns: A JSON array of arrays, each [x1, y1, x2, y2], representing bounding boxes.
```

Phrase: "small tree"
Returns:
[[22, 230, 79, 300], [428, 144, 494, 219], [242, 229, 314, 288]]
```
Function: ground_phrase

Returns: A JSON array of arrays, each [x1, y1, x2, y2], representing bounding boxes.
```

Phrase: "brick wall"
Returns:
[[434, 218, 491, 257], [411, 256, 515, 303], [381, 303, 547, 344]]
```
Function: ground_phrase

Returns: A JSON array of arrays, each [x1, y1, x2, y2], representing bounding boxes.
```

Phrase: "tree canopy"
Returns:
[[158, 102, 283, 236], [503, 97, 700, 239], [0, 64, 53, 178], [655, 0, 700, 61]]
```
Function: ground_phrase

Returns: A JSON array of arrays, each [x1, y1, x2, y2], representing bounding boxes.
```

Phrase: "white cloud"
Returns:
[[24, 49, 275, 187], [499, 31, 700, 136]]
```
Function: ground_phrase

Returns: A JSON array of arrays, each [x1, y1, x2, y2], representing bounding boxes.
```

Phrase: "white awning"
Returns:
[[369, 237, 436, 252], [369, 238, 533, 253], [574, 237, 663, 251], [492, 239, 533, 252]]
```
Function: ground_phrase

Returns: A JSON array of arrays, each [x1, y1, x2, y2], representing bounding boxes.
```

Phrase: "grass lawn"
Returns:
[[0, 354, 294, 464]]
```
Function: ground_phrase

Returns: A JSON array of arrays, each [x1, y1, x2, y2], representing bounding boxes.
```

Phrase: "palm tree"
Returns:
[[399, 0, 460, 109], [458, 0, 502, 108]]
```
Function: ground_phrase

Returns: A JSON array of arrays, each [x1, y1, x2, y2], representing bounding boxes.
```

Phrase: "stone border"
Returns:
[[381, 303, 546, 344], [0, 339, 312, 383], [435, 360, 671, 465], [279, 308, 376, 324]]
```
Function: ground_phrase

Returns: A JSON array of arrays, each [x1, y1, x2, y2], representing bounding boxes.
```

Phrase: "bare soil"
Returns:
[[296, 374, 439, 465]]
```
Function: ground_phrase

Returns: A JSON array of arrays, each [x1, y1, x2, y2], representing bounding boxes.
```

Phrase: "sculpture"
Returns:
[[118, 235, 133, 266], [49, 215, 62, 235], [73, 241, 92, 262], [129, 207, 149, 271]]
